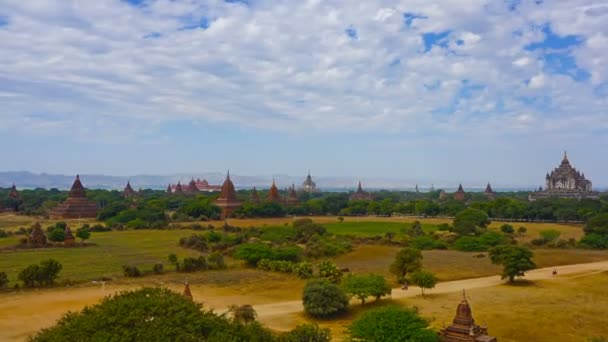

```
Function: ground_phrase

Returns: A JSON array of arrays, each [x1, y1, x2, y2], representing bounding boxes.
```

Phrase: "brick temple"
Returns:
[[454, 184, 466, 201], [286, 184, 299, 206], [349, 181, 372, 201], [214, 172, 242, 219], [530, 152, 599, 200], [268, 179, 281, 203], [49, 175, 98, 219], [440, 291, 497, 342]]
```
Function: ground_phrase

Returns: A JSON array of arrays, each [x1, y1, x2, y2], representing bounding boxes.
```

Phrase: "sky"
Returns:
[[0, 0, 607, 187]]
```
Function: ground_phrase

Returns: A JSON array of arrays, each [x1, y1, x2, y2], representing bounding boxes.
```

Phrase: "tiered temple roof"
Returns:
[[28, 222, 47, 246], [440, 291, 496, 342], [286, 184, 299, 206], [49, 175, 98, 219], [8, 184, 19, 199], [174, 181, 184, 194], [183, 282, 193, 301], [123, 181, 136, 199], [530, 152, 598, 201], [300, 171, 317, 193], [484, 183, 495, 199], [64, 225, 76, 246], [349, 181, 372, 201], [214, 172, 242, 219], [268, 179, 281, 203], [454, 184, 466, 201], [186, 179, 199, 194]]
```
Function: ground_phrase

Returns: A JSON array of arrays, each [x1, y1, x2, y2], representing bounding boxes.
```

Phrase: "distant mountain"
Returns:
[[0, 171, 539, 191]]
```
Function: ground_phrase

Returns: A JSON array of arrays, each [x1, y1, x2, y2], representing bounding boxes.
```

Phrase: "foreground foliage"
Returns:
[[302, 278, 349, 318], [348, 306, 439, 342]]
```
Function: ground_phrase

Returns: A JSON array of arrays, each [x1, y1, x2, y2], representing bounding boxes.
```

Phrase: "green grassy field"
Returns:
[[323, 221, 437, 237], [0, 230, 202, 285]]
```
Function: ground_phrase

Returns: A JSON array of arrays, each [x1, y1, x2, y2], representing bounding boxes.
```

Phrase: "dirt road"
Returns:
[[1, 260, 607, 341]]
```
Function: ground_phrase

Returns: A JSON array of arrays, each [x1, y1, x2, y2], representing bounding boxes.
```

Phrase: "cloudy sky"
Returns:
[[0, 0, 606, 186]]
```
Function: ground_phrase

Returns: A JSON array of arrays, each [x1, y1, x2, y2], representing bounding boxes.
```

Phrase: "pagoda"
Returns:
[[349, 181, 372, 201], [166, 184, 172, 194], [530, 152, 599, 201], [484, 183, 495, 199], [183, 281, 193, 301], [49, 175, 98, 219], [440, 291, 497, 342], [214, 172, 242, 219], [439, 190, 448, 201], [286, 184, 299, 206], [28, 222, 47, 246], [64, 225, 76, 246], [454, 184, 466, 201], [250, 187, 260, 204], [186, 178, 199, 194], [123, 181, 136, 199], [8, 184, 19, 199], [268, 179, 281, 203], [300, 171, 318, 193]]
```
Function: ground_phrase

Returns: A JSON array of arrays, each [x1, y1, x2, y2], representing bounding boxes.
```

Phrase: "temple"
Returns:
[[64, 225, 76, 246], [484, 183, 495, 199], [349, 181, 372, 201], [286, 184, 299, 206], [168, 178, 222, 193], [454, 184, 466, 201], [8, 184, 19, 199], [49, 175, 98, 219], [300, 171, 318, 193], [439, 291, 497, 342], [123, 181, 136, 199], [268, 179, 281, 203], [214, 172, 242, 219], [183, 281, 193, 301], [28, 222, 47, 246], [530, 152, 599, 201], [250, 187, 260, 204], [186, 179, 199, 194], [174, 182, 184, 194]]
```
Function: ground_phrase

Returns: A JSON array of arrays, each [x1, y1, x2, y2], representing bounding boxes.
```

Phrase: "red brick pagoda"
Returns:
[[123, 181, 136, 199], [186, 179, 199, 194], [183, 281, 193, 301], [454, 184, 466, 201], [250, 186, 260, 204], [286, 184, 299, 206], [64, 225, 76, 246], [8, 184, 19, 199], [268, 179, 281, 203], [349, 181, 372, 201], [484, 183, 495, 200], [440, 291, 497, 342], [49, 175, 98, 219], [215, 172, 242, 219]]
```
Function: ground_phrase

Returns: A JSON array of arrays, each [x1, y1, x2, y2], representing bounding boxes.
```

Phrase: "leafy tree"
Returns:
[[18, 259, 62, 287], [500, 224, 515, 234], [348, 306, 439, 342], [341, 274, 391, 304], [580, 234, 608, 249], [228, 304, 257, 324], [47, 227, 65, 242], [0, 272, 8, 289], [389, 248, 423, 282], [233, 243, 274, 266], [30, 287, 274, 341], [517, 226, 527, 235], [19, 264, 40, 287], [489, 245, 536, 282], [76, 227, 91, 242], [317, 260, 343, 283], [539, 229, 561, 243], [302, 278, 349, 318], [152, 263, 164, 274], [410, 271, 437, 297], [168, 254, 178, 268], [406, 221, 425, 237], [584, 213, 608, 236], [453, 208, 490, 236], [278, 323, 331, 342], [122, 265, 142, 277]]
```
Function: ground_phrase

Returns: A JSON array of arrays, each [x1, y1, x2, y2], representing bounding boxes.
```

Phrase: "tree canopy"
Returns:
[[489, 245, 536, 282], [348, 306, 439, 342], [389, 247, 423, 282], [302, 278, 349, 318]]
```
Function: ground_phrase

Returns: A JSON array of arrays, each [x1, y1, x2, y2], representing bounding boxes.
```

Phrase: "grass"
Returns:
[[323, 221, 437, 237], [0, 213, 100, 232]]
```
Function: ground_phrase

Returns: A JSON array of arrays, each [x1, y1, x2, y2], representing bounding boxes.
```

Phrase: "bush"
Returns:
[[228, 304, 257, 324], [180, 256, 208, 273], [278, 323, 331, 342], [500, 224, 515, 234], [454, 236, 486, 251], [0, 272, 8, 288], [76, 227, 91, 242], [302, 278, 349, 318], [453, 208, 490, 236], [517, 226, 527, 235], [152, 263, 164, 274], [0, 230, 9, 238], [389, 248, 423, 282], [317, 260, 343, 283], [208, 253, 227, 269], [539, 229, 561, 243], [122, 265, 142, 277], [341, 274, 391, 304], [348, 306, 439, 342], [18, 259, 62, 287], [293, 262, 314, 279], [305, 235, 352, 258], [580, 234, 608, 249], [179, 234, 209, 252], [411, 236, 447, 250], [47, 227, 65, 242], [410, 271, 437, 297]]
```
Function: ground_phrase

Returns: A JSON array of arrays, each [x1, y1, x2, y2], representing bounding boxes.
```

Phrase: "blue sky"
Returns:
[[0, 0, 607, 187]]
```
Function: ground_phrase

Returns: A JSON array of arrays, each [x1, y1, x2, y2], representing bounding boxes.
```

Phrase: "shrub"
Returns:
[[517, 226, 527, 235], [293, 262, 314, 279], [179, 235, 209, 252], [152, 263, 164, 274], [122, 265, 142, 277], [76, 227, 91, 242], [0, 230, 9, 238], [437, 223, 452, 231], [317, 260, 343, 283], [278, 323, 331, 342], [208, 253, 227, 269], [180, 256, 208, 273], [18, 259, 62, 287], [47, 227, 65, 242], [580, 234, 608, 249], [410, 271, 437, 297], [539, 229, 561, 243], [228, 304, 257, 324], [489, 245, 536, 282], [500, 224, 515, 234], [453, 208, 490, 236], [348, 306, 438, 342], [305, 235, 352, 258], [233, 243, 275, 266], [341, 274, 391, 304], [302, 278, 349, 318], [389, 248, 423, 282], [454, 236, 486, 251], [89, 224, 111, 232], [0, 272, 8, 288], [411, 236, 447, 250]]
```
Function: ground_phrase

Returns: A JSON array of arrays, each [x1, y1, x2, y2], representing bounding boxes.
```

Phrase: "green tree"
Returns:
[[168, 253, 178, 269], [317, 260, 343, 283], [517, 226, 527, 235], [76, 227, 91, 242], [233, 243, 274, 266], [47, 227, 65, 242], [348, 306, 439, 342], [453, 208, 490, 236], [406, 221, 425, 237], [410, 271, 437, 297], [389, 248, 423, 282], [30, 287, 274, 341], [489, 245, 536, 282], [584, 213, 608, 236], [18, 259, 62, 287], [341, 274, 391, 304], [302, 278, 349, 318], [500, 224, 514, 234], [228, 304, 257, 324], [278, 323, 331, 342], [539, 229, 561, 243]]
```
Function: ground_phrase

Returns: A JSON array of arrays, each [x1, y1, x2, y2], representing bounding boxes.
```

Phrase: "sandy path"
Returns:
[[254, 260, 608, 329], [1, 261, 607, 340]]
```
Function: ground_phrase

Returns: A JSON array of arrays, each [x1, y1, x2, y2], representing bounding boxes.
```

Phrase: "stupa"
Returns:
[[454, 184, 466, 201], [214, 172, 242, 219], [484, 183, 495, 199], [250, 187, 260, 204], [268, 179, 281, 203], [28, 223, 47, 246], [49, 175, 98, 219], [349, 181, 372, 201], [123, 181, 136, 199], [64, 225, 76, 246], [286, 184, 299, 206], [300, 171, 318, 193], [183, 281, 193, 301], [440, 291, 497, 342]]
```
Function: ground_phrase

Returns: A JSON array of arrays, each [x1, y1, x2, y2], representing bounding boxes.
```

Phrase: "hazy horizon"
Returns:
[[1, 1, 606, 186]]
